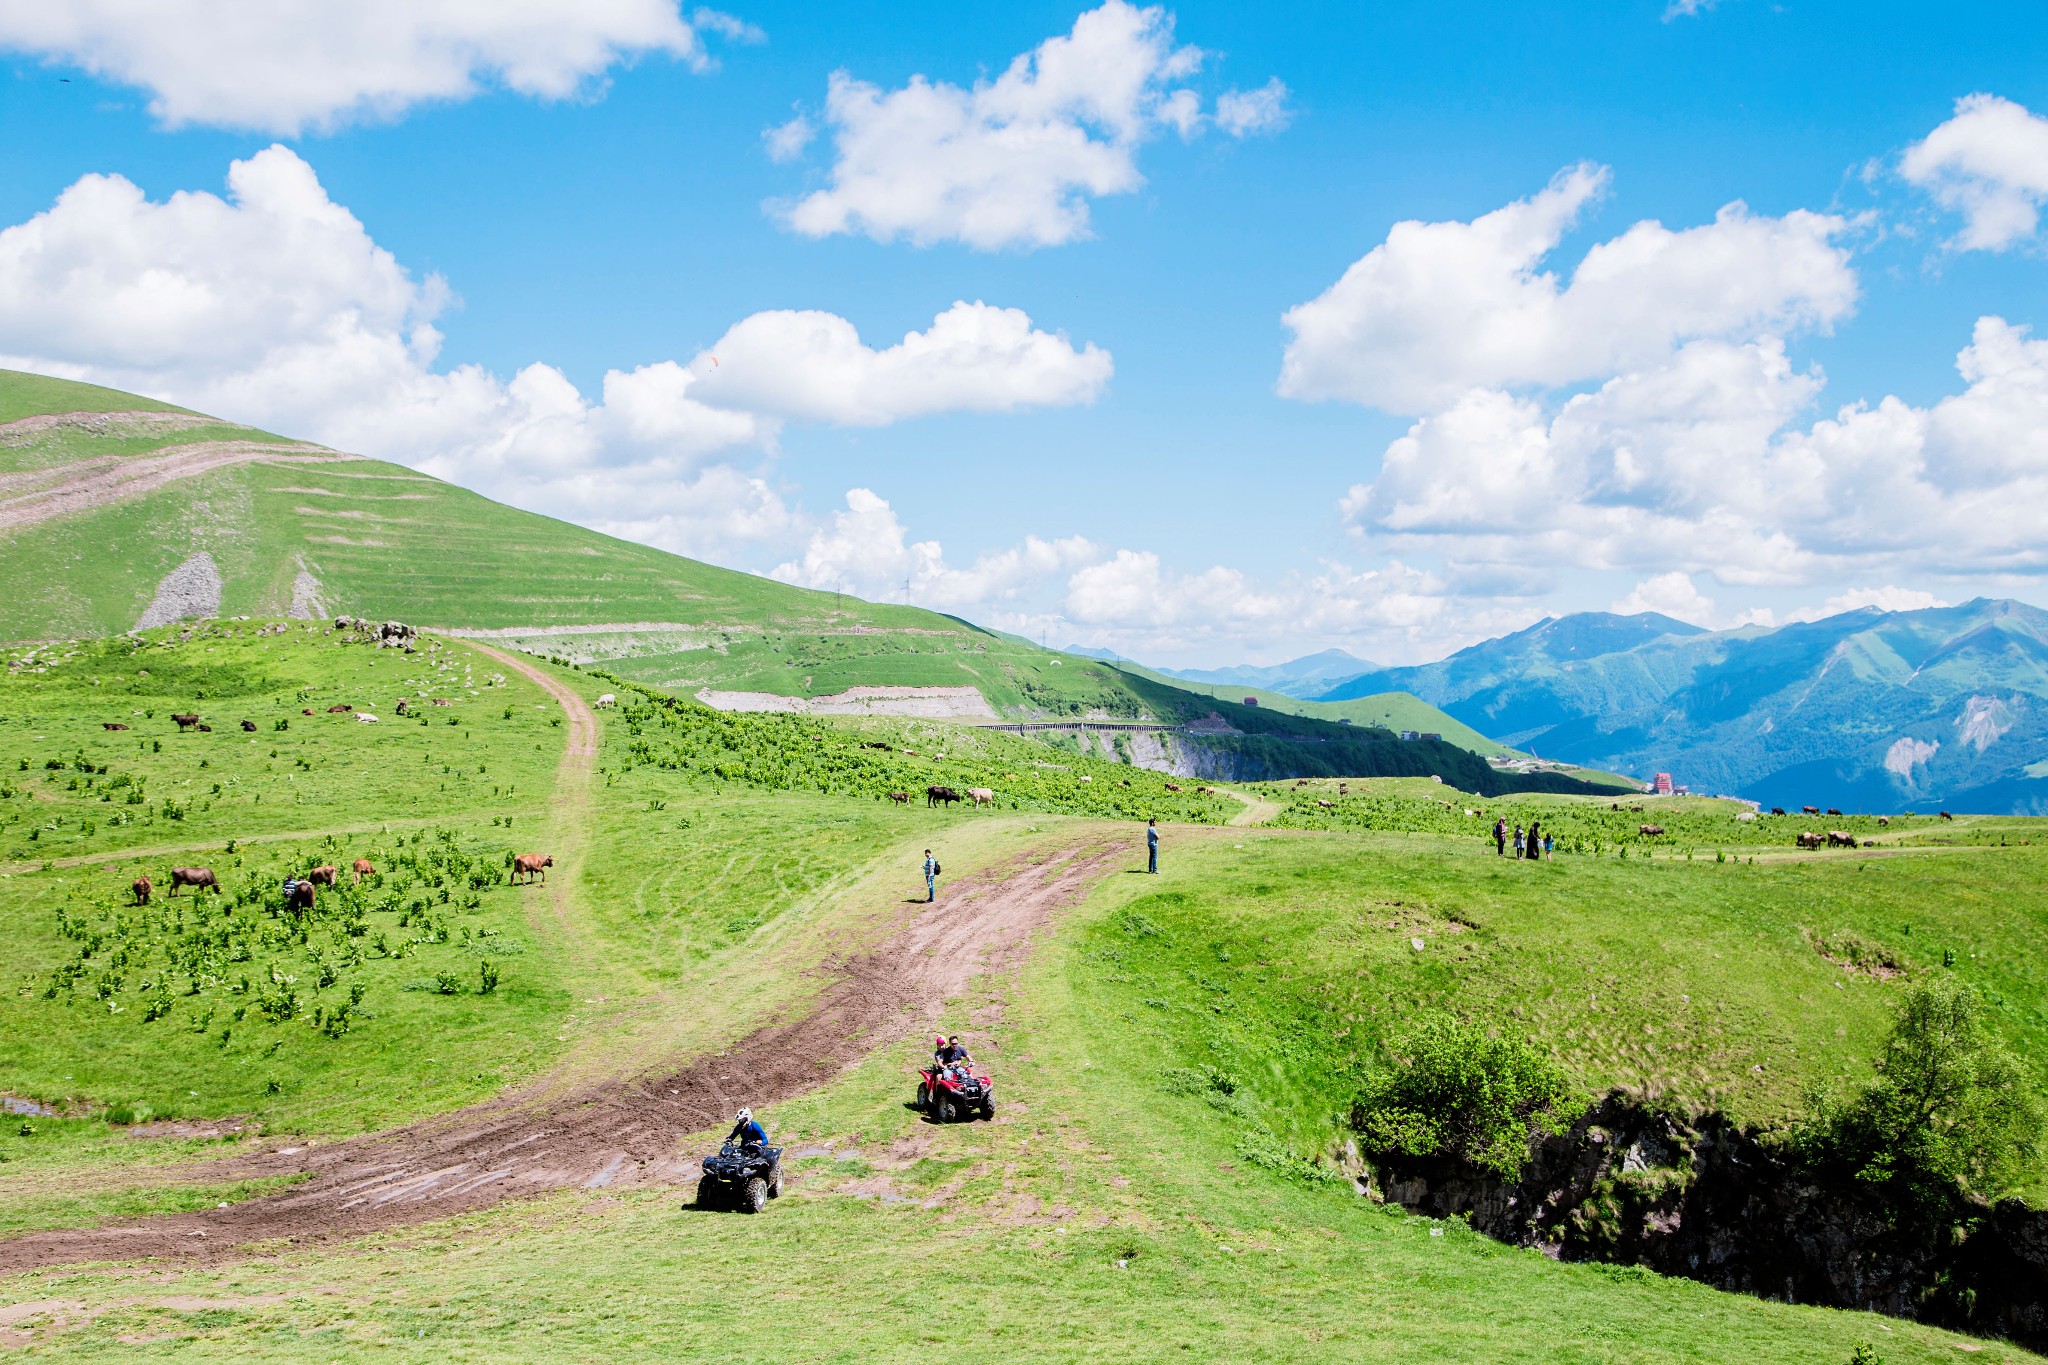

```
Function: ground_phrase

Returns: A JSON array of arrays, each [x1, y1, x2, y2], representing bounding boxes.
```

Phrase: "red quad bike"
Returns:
[[916, 1061, 995, 1123]]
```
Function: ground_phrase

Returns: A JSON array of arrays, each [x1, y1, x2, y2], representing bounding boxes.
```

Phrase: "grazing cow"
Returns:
[[864, 742, 892, 751], [1638, 824, 1666, 837], [171, 713, 201, 730], [430, 698, 453, 707], [1939, 811, 1955, 821], [927, 785, 963, 808], [596, 693, 617, 708], [240, 720, 257, 732], [1796, 832, 1825, 850], [1826, 808, 1844, 817], [394, 698, 409, 715], [302, 708, 315, 716], [967, 788, 995, 807], [352, 858, 377, 883], [1802, 805, 1820, 816], [327, 704, 353, 714], [102, 722, 129, 731], [1770, 807, 1786, 816], [1877, 816, 1890, 827], [168, 867, 220, 896], [1316, 799, 1336, 809], [306, 864, 339, 887], [284, 878, 316, 914], [887, 791, 911, 805], [131, 875, 151, 906], [1163, 782, 1182, 793], [356, 713, 379, 723], [511, 853, 553, 885], [1827, 830, 1857, 848]]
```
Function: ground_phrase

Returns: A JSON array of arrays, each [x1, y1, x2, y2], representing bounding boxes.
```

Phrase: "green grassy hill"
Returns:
[[0, 624, 2037, 1359]]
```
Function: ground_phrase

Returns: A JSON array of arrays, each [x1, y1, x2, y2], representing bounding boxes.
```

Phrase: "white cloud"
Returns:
[[770, 488, 1099, 612], [773, 1, 1280, 249], [1610, 572, 1715, 624], [0, 148, 1110, 561], [0, 0, 737, 134], [1278, 164, 1857, 412], [1902, 93, 2048, 252], [764, 112, 815, 163], [1214, 79, 1291, 138], [1799, 586, 1950, 621], [1662, 0, 1719, 18]]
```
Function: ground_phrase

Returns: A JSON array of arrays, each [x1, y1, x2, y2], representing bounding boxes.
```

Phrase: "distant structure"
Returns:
[[1398, 730, 1443, 742], [1653, 772, 1674, 795], [1338, 717, 1352, 726], [1242, 696, 1259, 707]]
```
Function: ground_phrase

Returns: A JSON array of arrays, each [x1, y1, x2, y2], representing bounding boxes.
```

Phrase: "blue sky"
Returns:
[[2, 1, 2046, 665]]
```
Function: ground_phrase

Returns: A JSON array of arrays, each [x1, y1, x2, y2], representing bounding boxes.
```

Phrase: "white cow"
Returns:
[[596, 693, 617, 708], [356, 713, 379, 723]]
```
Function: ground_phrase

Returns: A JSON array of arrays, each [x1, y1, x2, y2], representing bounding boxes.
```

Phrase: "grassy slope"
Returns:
[[0, 373, 191, 425], [3, 822, 2036, 1361]]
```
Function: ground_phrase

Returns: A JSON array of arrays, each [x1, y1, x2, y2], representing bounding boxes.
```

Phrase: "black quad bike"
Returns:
[[916, 1063, 995, 1123], [696, 1141, 784, 1213]]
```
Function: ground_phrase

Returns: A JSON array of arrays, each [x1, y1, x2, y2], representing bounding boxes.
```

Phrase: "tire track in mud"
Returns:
[[0, 841, 1118, 1273]]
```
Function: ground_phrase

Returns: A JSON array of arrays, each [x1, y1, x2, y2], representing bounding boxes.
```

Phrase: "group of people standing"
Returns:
[[1493, 816, 1553, 860]]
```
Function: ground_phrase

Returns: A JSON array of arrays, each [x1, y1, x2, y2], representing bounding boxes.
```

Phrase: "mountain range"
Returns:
[[1151, 649, 1379, 697], [1307, 605, 2048, 813]]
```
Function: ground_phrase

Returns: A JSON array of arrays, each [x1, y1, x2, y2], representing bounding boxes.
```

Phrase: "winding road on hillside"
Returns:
[[0, 649, 1119, 1274]]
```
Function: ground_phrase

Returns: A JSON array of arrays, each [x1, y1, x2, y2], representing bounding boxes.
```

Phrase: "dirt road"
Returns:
[[0, 441, 355, 531], [0, 840, 1116, 1273]]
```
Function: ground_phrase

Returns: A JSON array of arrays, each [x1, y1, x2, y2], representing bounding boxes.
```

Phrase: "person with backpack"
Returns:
[[924, 848, 939, 902]]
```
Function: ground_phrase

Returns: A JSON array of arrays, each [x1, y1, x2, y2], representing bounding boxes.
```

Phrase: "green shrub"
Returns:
[[1799, 979, 2042, 1224], [105, 1100, 152, 1126], [1350, 1012, 1578, 1179]]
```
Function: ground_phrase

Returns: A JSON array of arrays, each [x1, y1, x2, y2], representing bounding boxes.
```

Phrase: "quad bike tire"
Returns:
[[743, 1176, 769, 1214], [767, 1161, 784, 1199], [696, 1175, 720, 1209], [934, 1095, 955, 1124], [915, 1082, 930, 1112], [980, 1099, 995, 1121]]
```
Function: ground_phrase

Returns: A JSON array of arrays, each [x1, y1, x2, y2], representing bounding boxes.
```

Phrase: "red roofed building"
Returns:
[[1653, 772, 1674, 795]]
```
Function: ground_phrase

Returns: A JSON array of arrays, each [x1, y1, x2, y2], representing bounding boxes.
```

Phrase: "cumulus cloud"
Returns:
[[0, 148, 1110, 560], [1278, 164, 1856, 412], [0, 0, 741, 134], [1797, 586, 1950, 621], [772, 1, 1281, 249], [1902, 93, 2048, 252], [770, 488, 1099, 612], [1214, 79, 1291, 137], [1611, 572, 1716, 624]]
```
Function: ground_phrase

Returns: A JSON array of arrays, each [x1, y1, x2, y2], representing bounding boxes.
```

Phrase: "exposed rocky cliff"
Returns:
[[1369, 1093, 2048, 1349]]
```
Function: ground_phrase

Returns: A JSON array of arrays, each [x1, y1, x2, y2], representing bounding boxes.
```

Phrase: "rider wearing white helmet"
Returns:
[[726, 1106, 767, 1149]]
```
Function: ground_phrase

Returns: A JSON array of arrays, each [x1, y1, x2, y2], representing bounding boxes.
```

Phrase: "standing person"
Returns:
[[1513, 824, 1525, 858], [1544, 832, 1555, 859], [923, 848, 938, 903], [1525, 820, 1542, 860], [1492, 818, 1507, 856], [1146, 818, 1160, 874]]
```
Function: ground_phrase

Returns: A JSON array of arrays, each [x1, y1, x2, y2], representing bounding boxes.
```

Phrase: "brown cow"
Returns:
[[1638, 824, 1666, 836], [1316, 799, 1336, 809], [1796, 831, 1824, 850], [284, 878, 316, 914], [1939, 811, 1955, 821], [1877, 816, 1890, 827], [196, 724, 212, 732], [102, 722, 129, 731], [352, 858, 377, 883], [395, 698, 410, 714], [171, 713, 201, 730], [1163, 782, 1182, 793], [1802, 805, 1820, 815], [168, 867, 220, 896], [430, 698, 453, 707], [1826, 808, 1844, 817], [239, 719, 257, 732], [886, 791, 911, 805], [306, 864, 339, 887], [302, 708, 315, 716], [1827, 830, 1857, 848], [511, 853, 553, 884], [1770, 807, 1786, 816], [926, 786, 962, 808], [131, 875, 151, 905], [327, 703, 354, 714]]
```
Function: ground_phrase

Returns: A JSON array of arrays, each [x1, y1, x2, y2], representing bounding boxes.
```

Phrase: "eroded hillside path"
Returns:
[[0, 648, 1118, 1272], [0, 441, 358, 530]]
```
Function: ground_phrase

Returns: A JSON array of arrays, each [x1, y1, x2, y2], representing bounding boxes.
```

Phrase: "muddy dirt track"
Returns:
[[0, 841, 1117, 1273]]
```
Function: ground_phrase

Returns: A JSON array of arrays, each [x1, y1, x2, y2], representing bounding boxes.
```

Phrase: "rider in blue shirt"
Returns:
[[726, 1106, 766, 1149]]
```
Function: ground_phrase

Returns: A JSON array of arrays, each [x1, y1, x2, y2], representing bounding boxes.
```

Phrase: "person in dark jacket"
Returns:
[[1146, 818, 1159, 874], [936, 1034, 971, 1066], [726, 1106, 766, 1149], [1492, 818, 1507, 856], [1525, 819, 1543, 861]]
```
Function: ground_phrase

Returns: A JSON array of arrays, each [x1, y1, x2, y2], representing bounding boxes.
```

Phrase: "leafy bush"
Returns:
[[1350, 1012, 1578, 1179], [1799, 979, 2042, 1224]]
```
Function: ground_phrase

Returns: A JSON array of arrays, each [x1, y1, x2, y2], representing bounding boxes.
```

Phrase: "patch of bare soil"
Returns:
[[0, 843, 1116, 1274], [0, 411, 214, 444], [0, 440, 358, 530]]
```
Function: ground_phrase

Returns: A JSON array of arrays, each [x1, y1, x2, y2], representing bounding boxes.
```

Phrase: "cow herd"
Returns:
[[128, 849, 558, 910]]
